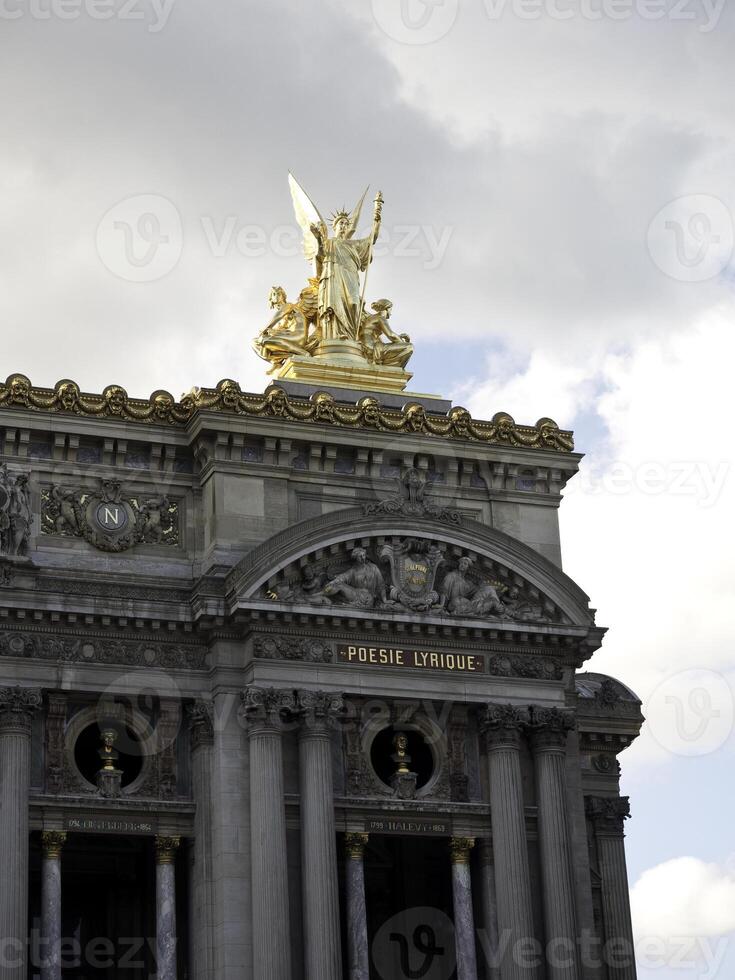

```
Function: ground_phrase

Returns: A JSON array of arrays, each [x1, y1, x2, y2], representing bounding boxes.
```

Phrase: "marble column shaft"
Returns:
[[530, 713, 580, 980], [298, 692, 343, 980], [450, 838, 479, 980], [155, 836, 180, 980], [244, 689, 293, 980], [477, 840, 501, 980], [0, 687, 41, 980], [40, 832, 66, 980], [345, 834, 370, 980], [482, 708, 537, 980]]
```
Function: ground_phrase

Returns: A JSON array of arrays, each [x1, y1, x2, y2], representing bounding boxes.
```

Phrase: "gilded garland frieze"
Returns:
[[41, 479, 180, 552], [0, 374, 574, 452]]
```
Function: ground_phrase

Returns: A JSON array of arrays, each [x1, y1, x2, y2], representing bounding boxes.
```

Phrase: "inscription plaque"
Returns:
[[367, 818, 450, 836], [64, 816, 157, 835], [338, 644, 483, 673]]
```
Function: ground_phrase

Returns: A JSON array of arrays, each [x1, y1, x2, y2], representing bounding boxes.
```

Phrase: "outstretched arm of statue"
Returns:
[[371, 191, 384, 245]]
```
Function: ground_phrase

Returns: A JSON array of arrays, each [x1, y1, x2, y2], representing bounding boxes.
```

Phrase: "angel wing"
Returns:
[[288, 172, 327, 264], [346, 186, 369, 239]]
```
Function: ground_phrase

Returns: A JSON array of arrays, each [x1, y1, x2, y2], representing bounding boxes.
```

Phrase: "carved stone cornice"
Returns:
[[0, 374, 575, 452], [186, 701, 215, 750], [295, 689, 344, 734], [41, 831, 67, 859], [585, 795, 631, 835], [239, 686, 296, 733], [0, 685, 42, 734], [478, 704, 529, 749], [526, 706, 576, 751], [345, 833, 369, 860], [449, 836, 475, 865]]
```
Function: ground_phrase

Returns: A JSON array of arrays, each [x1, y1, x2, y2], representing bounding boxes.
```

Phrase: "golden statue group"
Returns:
[[253, 174, 414, 392]]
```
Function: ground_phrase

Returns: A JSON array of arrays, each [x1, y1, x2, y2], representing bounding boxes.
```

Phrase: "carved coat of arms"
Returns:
[[380, 538, 444, 611]]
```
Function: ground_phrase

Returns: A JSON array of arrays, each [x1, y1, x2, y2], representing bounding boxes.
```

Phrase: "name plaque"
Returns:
[[64, 817, 157, 836], [338, 645, 483, 673], [367, 818, 450, 836]]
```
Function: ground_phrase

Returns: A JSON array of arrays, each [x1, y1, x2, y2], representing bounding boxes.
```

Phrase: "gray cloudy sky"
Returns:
[[3, 1, 735, 976]]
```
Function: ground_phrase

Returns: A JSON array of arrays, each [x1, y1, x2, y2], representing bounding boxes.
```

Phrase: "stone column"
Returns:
[[477, 839, 501, 980], [186, 701, 215, 980], [586, 798, 636, 980], [0, 686, 41, 980], [450, 837, 479, 980], [527, 708, 580, 980], [241, 687, 295, 980], [296, 690, 343, 980], [479, 704, 536, 980], [345, 834, 370, 980], [40, 832, 66, 980], [155, 836, 181, 980]]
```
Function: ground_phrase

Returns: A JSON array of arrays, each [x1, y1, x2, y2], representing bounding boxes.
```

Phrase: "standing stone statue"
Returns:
[[0, 466, 31, 557]]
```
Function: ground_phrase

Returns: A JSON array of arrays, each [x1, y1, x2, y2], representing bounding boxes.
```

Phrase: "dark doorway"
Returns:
[[363, 835, 456, 980], [29, 835, 156, 979]]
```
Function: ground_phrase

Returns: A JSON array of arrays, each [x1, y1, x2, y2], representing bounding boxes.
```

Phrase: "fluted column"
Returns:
[[477, 839, 501, 980], [345, 834, 370, 980], [528, 708, 580, 980], [296, 690, 343, 980], [155, 836, 180, 980], [241, 687, 295, 980], [0, 686, 41, 980], [586, 798, 636, 979], [479, 704, 536, 980], [450, 837, 479, 980], [40, 832, 66, 980], [186, 701, 215, 980]]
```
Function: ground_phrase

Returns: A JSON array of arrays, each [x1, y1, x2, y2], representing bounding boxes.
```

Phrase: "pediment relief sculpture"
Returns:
[[263, 536, 563, 625]]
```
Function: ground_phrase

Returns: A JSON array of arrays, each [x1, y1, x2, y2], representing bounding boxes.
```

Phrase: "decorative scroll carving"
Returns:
[[253, 635, 333, 663], [488, 654, 563, 681], [41, 480, 179, 552], [478, 703, 528, 748], [448, 713, 469, 802], [0, 632, 206, 670], [186, 701, 215, 749], [240, 686, 296, 728], [46, 695, 67, 795], [0, 465, 32, 557], [365, 468, 461, 525], [527, 706, 576, 750], [0, 374, 575, 452], [585, 795, 631, 834], [295, 689, 344, 729]]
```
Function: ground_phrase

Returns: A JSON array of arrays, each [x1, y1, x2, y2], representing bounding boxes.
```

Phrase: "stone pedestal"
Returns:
[[297, 690, 343, 980], [529, 709, 580, 980], [96, 767, 123, 798], [40, 832, 66, 980], [0, 686, 41, 980], [345, 834, 370, 980], [241, 687, 295, 980], [450, 838, 479, 980], [480, 705, 536, 980], [586, 798, 636, 980], [390, 770, 418, 799], [155, 836, 180, 980]]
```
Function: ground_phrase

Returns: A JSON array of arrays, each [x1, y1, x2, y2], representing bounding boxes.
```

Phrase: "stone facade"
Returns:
[[0, 376, 643, 979]]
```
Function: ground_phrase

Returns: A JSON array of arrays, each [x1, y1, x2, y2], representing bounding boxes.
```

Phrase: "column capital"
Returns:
[[526, 706, 576, 751], [186, 700, 214, 749], [240, 686, 296, 733], [585, 795, 631, 835], [345, 833, 369, 860], [449, 836, 475, 865], [296, 689, 344, 735], [478, 703, 528, 749], [0, 685, 42, 734], [41, 830, 67, 859], [155, 835, 181, 865]]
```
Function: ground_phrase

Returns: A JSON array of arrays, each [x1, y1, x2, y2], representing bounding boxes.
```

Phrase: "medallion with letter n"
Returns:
[[337, 644, 484, 673]]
